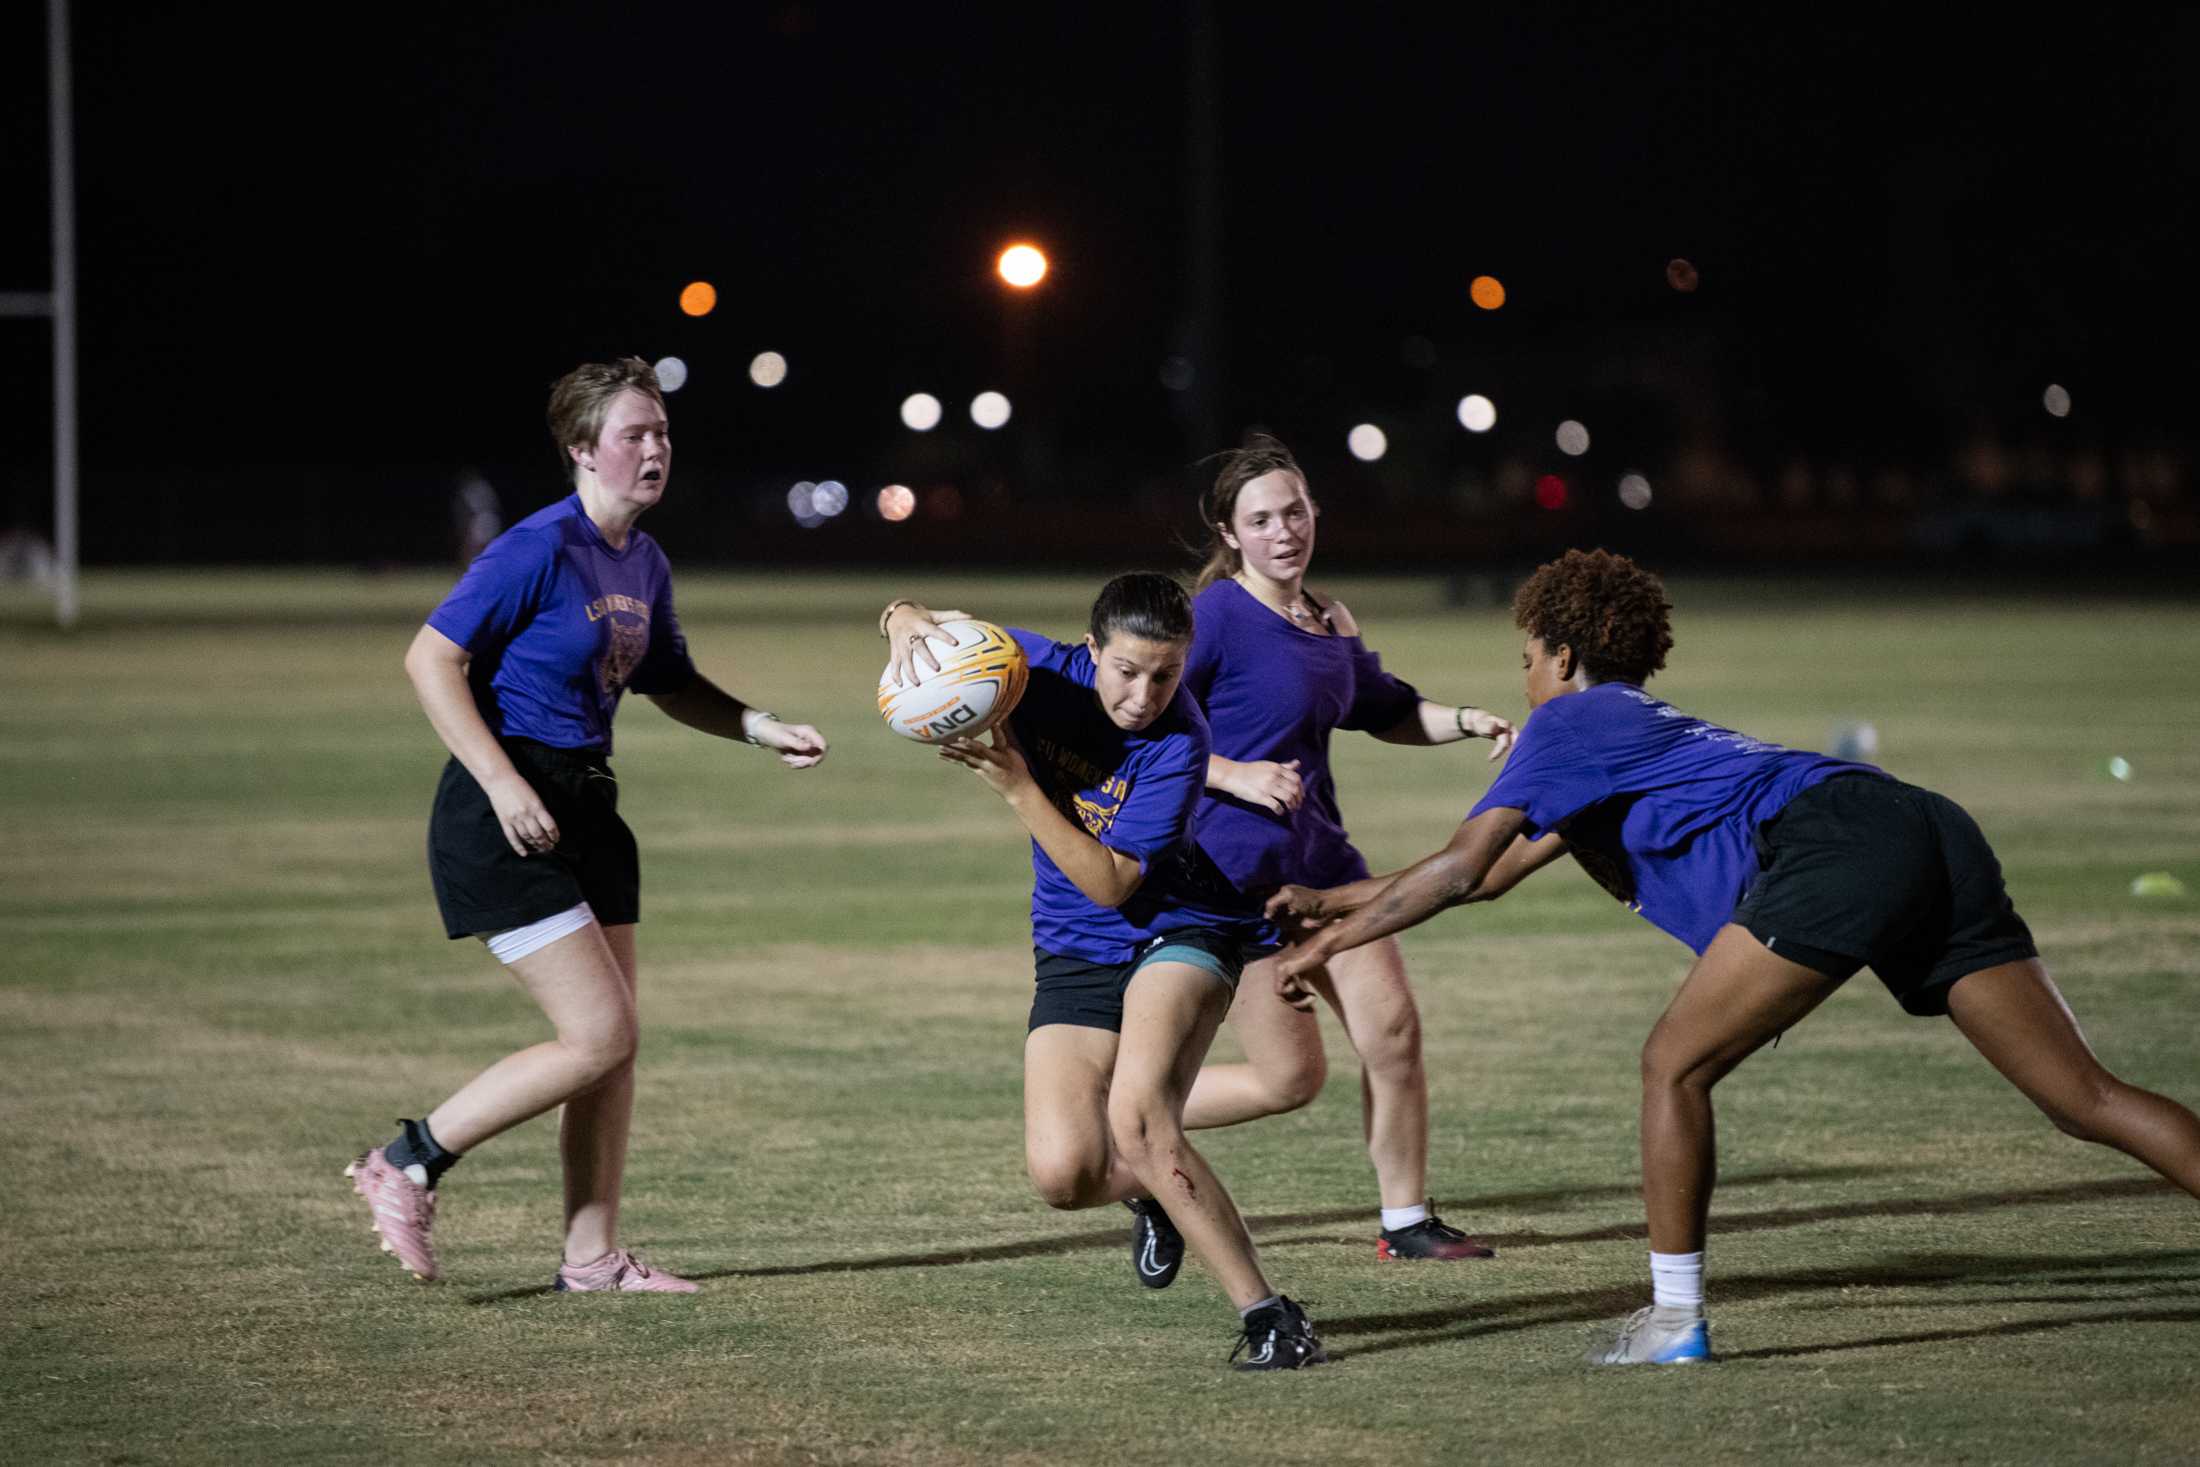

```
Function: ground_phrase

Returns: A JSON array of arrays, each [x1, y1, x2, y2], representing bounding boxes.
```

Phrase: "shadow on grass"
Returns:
[[459, 1170, 2178, 1304], [667, 1164, 1899, 1286], [1473, 1175, 2178, 1250], [1715, 1306, 2200, 1360], [1319, 1246, 2200, 1362]]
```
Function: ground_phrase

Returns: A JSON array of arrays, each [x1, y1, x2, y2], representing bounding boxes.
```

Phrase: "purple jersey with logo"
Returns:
[[426, 494, 696, 754], [1182, 578, 1422, 893], [1006, 629, 1260, 963], [1467, 683, 1881, 953]]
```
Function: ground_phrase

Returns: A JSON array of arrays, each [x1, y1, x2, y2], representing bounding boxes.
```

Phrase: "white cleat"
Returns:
[[1590, 1305, 1712, 1365]]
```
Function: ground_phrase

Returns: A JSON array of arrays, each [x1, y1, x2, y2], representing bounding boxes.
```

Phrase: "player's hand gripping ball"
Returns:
[[878, 619, 1030, 744]]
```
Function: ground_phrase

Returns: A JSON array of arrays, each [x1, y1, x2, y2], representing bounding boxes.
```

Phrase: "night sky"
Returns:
[[3, 4, 2194, 559]]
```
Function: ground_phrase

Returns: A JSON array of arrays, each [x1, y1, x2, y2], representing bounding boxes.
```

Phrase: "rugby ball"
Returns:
[[878, 619, 1030, 744]]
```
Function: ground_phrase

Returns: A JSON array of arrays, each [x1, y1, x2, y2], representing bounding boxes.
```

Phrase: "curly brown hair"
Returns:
[[1510, 548, 1674, 684]]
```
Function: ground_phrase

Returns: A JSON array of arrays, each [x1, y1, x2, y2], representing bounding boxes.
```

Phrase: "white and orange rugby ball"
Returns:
[[878, 619, 1030, 744]]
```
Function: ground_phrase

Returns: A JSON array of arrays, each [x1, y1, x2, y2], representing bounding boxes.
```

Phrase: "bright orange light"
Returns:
[[1470, 275, 1506, 311], [678, 281, 718, 317], [998, 244, 1049, 289]]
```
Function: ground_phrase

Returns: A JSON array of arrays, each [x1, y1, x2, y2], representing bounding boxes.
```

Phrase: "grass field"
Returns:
[[5, 569, 2198, 1466]]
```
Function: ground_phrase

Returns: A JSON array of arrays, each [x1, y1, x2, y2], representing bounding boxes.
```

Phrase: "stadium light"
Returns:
[[1556, 420, 1590, 456], [1347, 424, 1387, 462], [998, 243, 1048, 289], [2044, 384, 2072, 418], [878, 484, 917, 521], [900, 393, 943, 432], [678, 281, 717, 317], [971, 391, 1012, 429], [749, 351, 787, 388], [653, 357, 688, 392], [1457, 394, 1496, 433], [1470, 275, 1506, 310]]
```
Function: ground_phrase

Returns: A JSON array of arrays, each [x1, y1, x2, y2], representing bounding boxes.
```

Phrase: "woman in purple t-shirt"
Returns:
[[1273, 548, 2200, 1365], [344, 358, 828, 1293], [1178, 434, 1516, 1260]]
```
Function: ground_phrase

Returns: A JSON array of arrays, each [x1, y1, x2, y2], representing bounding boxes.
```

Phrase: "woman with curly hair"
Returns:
[[1267, 547, 2200, 1364], [1156, 434, 1515, 1275]]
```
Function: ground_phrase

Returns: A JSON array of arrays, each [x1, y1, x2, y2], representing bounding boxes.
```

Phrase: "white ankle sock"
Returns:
[[1239, 1293, 1283, 1319], [1650, 1250, 1705, 1310], [1380, 1203, 1430, 1231]]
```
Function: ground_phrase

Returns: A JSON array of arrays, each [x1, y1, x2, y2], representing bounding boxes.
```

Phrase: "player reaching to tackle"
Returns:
[[1267, 548, 2200, 1364], [346, 357, 827, 1291], [882, 574, 1327, 1371], [1171, 434, 1515, 1270]]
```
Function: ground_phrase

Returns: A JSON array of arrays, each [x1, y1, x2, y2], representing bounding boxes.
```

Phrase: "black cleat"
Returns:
[[1377, 1213, 1496, 1261], [1231, 1295, 1329, 1372], [1126, 1197, 1183, 1289]]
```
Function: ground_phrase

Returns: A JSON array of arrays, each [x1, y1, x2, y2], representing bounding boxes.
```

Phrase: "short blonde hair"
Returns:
[[546, 358, 663, 481]]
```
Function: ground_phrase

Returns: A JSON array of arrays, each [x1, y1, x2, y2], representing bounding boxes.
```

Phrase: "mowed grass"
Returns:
[[4, 569, 2199, 1466]]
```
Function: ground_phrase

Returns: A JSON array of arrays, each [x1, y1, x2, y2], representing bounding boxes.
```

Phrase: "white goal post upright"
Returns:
[[2, 0, 77, 628]]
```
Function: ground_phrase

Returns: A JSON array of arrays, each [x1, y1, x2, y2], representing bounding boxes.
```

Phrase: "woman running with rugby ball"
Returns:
[[1169, 435, 1514, 1267], [1269, 548, 2200, 1364], [347, 357, 827, 1291], [883, 574, 1326, 1371]]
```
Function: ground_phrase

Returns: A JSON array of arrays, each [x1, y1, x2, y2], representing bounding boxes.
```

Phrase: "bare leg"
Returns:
[[557, 923, 640, 1264], [1023, 1024, 1144, 1208], [424, 921, 638, 1155], [1319, 937, 1430, 1209], [1638, 925, 1848, 1254], [1947, 959, 2200, 1195], [1111, 962, 1273, 1309], [1182, 949, 1327, 1129]]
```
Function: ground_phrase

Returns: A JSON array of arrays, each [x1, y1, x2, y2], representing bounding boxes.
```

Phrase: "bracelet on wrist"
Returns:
[[742, 709, 780, 746], [1454, 705, 1471, 737], [878, 598, 917, 638]]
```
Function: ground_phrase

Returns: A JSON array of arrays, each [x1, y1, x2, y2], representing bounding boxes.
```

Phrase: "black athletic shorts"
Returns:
[[427, 737, 640, 939], [1029, 927, 1248, 1033], [1731, 773, 2038, 1017]]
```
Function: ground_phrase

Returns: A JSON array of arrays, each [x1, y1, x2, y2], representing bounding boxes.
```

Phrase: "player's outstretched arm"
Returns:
[[1275, 806, 1530, 980], [647, 674, 828, 768], [1372, 699, 1518, 758]]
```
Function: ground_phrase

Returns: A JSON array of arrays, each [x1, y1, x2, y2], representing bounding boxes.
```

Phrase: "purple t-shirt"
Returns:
[[1006, 629, 1260, 963], [427, 494, 696, 754], [1467, 683, 1881, 953], [1182, 578, 1423, 893]]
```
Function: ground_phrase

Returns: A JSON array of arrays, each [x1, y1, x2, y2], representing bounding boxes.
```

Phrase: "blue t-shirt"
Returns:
[[1467, 683, 1881, 953], [427, 494, 696, 754], [1006, 629, 1261, 963]]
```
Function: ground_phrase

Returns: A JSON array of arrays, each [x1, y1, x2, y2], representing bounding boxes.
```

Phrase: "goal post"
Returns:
[[2, 0, 78, 629]]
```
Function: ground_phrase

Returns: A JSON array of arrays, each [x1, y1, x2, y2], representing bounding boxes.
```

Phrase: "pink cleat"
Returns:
[[345, 1147, 439, 1281], [553, 1249, 699, 1294]]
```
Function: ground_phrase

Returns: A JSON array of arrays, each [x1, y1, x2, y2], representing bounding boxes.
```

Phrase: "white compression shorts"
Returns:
[[482, 902, 596, 964]]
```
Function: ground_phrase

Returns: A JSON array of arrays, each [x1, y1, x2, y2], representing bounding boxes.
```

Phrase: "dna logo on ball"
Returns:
[[878, 619, 1030, 743]]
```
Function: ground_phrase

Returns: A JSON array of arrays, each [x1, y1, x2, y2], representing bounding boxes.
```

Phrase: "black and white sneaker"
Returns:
[[1126, 1197, 1183, 1289], [1231, 1296, 1329, 1372]]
